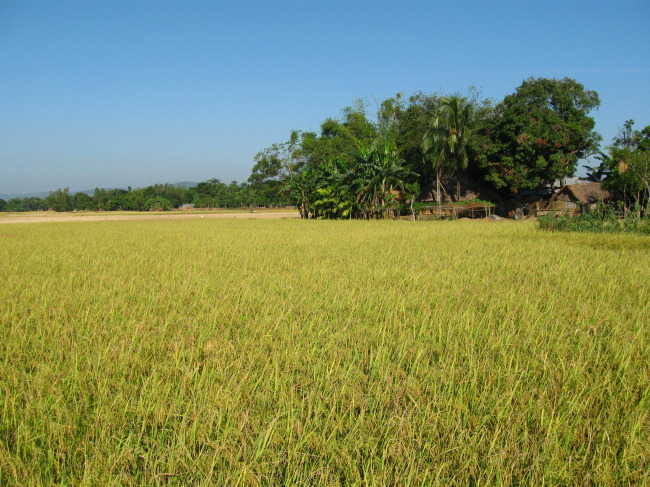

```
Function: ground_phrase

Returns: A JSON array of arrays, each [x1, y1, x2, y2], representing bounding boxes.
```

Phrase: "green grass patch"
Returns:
[[538, 204, 650, 236]]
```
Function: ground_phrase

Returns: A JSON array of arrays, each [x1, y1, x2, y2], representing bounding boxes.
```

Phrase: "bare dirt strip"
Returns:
[[0, 211, 300, 224]]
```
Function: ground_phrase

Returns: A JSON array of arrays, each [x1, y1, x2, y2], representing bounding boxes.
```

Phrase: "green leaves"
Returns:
[[477, 77, 601, 195], [601, 121, 650, 207], [422, 96, 476, 201], [45, 188, 71, 212], [281, 138, 415, 219], [353, 140, 415, 218]]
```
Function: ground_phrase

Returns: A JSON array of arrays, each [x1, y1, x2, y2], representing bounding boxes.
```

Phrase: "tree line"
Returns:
[[1, 76, 647, 216], [247, 77, 649, 218], [0, 180, 285, 213]]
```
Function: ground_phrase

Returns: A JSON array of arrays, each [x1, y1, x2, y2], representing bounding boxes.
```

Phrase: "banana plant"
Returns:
[[353, 140, 415, 218]]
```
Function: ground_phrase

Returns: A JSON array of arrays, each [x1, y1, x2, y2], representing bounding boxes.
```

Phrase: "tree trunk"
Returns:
[[456, 163, 461, 202], [300, 200, 309, 219]]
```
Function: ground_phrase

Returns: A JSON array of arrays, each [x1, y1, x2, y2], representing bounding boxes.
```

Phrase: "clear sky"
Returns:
[[1, 0, 649, 195]]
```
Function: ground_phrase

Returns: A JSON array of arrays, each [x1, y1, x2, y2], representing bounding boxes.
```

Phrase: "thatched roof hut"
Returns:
[[554, 182, 610, 206], [533, 182, 611, 216]]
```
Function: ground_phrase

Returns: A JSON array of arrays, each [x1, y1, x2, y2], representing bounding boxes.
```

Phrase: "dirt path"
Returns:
[[0, 210, 300, 224]]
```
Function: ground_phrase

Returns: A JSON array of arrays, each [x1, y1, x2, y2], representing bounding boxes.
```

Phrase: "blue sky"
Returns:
[[1, 0, 649, 194]]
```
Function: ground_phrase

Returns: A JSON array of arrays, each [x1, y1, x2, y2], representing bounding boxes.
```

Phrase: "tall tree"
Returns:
[[46, 188, 71, 212], [283, 169, 318, 219], [248, 131, 304, 207], [300, 101, 378, 170], [422, 96, 475, 201], [477, 77, 601, 195]]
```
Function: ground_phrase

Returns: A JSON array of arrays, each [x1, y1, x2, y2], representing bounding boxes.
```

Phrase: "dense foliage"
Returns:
[[3, 197, 49, 212], [477, 78, 601, 194], [422, 96, 476, 202], [249, 77, 608, 218], [588, 120, 650, 210], [538, 202, 650, 235]]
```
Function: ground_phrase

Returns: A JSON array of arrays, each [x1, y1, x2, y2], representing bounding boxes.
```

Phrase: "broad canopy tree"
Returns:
[[248, 130, 307, 207], [46, 188, 72, 212], [477, 77, 601, 195]]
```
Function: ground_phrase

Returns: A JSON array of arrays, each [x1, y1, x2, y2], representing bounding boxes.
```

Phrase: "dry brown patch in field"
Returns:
[[0, 210, 300, 224]]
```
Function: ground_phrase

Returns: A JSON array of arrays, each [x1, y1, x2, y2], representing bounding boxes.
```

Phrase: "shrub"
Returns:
[[144, 196, 173, 211], [538, 203, 650, 235]]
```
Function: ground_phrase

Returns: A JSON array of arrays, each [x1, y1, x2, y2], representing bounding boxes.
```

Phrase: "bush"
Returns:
[[144, 196, 173, 211], [538, 203, 650, 235]]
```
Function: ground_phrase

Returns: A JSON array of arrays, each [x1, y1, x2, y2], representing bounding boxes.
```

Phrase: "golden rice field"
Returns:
[[1, 218, 648, 486]]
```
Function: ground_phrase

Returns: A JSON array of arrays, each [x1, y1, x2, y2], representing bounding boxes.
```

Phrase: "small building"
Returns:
[[178, 203, 196, 211], [532, 182, 610, 216]]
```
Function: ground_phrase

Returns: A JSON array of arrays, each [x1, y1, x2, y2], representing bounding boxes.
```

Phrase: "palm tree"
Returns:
[[421, 127, 446, 204], [422, 96, 475, 202]]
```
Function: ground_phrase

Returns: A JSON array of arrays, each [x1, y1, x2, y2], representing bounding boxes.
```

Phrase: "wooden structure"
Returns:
[[418, 203, 494, 219], [416, 177, 499, 219]]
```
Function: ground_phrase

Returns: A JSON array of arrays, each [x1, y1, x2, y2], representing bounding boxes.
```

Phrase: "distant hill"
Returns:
[[0, 189, 114, 200], [0, 181, 199, 201], [0, 191, 52, 200]]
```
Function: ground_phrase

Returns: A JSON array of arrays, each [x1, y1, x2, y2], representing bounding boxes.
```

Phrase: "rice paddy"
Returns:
[[1, 219, 648, 485]]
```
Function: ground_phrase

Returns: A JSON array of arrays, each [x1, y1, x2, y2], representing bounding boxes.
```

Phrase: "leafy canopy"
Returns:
[[477, 77, 601, 194]]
